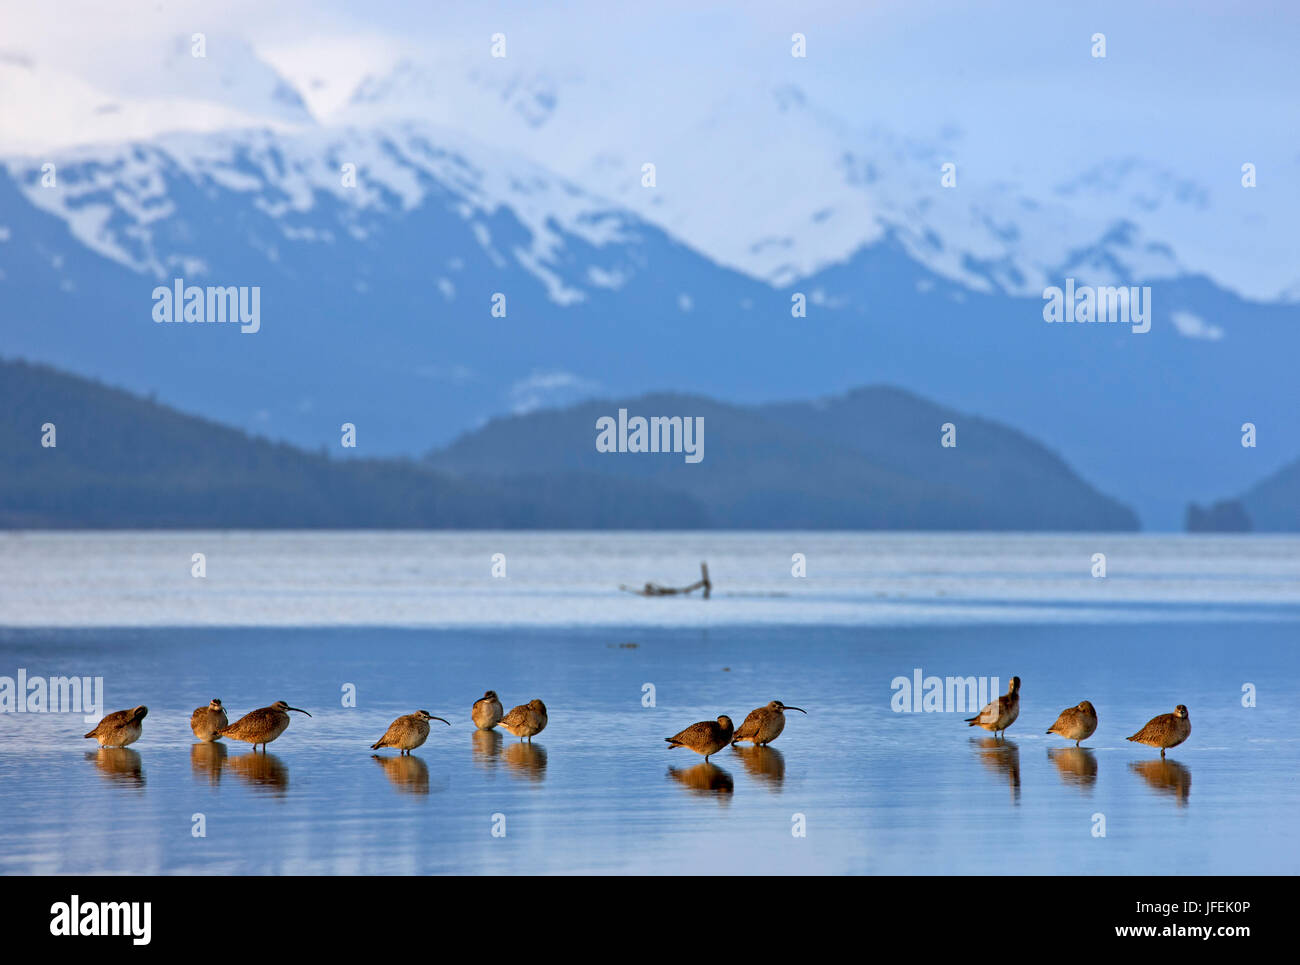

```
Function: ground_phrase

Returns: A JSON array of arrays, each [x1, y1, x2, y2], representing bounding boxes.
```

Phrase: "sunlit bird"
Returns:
[[190, 698, 229, 742], [499, 699, 548, 741], [371, 709, 451, 754], [472, 690, 504, 730], [965, 676, 1020, 739], [1046, 699, 1098, 747], [1127, 704, 1191, 758], [84, 705, 148, 748], [731, 700, 806, 746], [218, 700, 311, 752], [665, 716, 734, 761]]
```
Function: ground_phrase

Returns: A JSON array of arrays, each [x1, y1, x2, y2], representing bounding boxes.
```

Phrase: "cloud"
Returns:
[[508, 370, 599, 414], [1170, 310, 1224, 341]]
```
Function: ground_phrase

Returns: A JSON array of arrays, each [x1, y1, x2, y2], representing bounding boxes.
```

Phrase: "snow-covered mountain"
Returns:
[[327, 57, 1300, 303], [2, 44, 1299, 529]]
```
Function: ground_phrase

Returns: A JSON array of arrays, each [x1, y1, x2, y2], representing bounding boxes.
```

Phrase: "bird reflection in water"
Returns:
[[190, 741, 228, 786], [471, 728, 503, 770], [503, 741, 547, 781], [1047, 747, 1098, 790], [85, 748, 145, 788], [667, 762, 734, 798], [730, 745, 785, 787], [227, 750, 289, 794], [1129, 758, 1191, 806], [972, 736, 1020, 804], [372, 753, 430, 795]]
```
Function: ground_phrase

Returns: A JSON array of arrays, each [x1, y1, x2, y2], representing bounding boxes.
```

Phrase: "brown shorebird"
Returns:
[[472, 690, 504, 730], [1127, 704, 1190, 758], [218, 700, 311, 752], [83, 706, 148, 748], [370, 710, 451, 754], [190, 698, 228, 742], [665, 716, 734, 761], [731, 700, 805, 746], [1046, 699, 1098, 747], [966, 676, 1020, 739], [499, 699, 547, 742]]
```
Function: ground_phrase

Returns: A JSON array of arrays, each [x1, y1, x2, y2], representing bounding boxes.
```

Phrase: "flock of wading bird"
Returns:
[[965, 676, 1193, 757], [81, 690, 809, 761]]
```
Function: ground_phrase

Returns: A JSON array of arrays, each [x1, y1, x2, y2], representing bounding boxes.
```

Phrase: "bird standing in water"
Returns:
[[1045, 699, 1098, 747], [966, 676, 1020, 739], [499, 699, 547, 742], [666, 716, 735, 761], [190, 698, 228, 742], [371, 710, 450, 754], [1127, 705, 1190, 758], [731, 700, 806, 746], [84, 706, 148, 748], [472, 690, 504, 730], [219, 701, 312, 752]]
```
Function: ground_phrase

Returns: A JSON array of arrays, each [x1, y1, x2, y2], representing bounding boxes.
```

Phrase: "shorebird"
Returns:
[[965, 676, 1020, 739], [83, 706, 148, 748], [1127, 704, 1190, 758], [731, 700, 806, 746], [370, 710, 450, 754], [190, 698, 229, 742], [218, 700, 311, 751], [499, 699, 547, 742], [1046, 699, 1098, 747], [472, 690, 504, 730], [665, 716, 734, 761]]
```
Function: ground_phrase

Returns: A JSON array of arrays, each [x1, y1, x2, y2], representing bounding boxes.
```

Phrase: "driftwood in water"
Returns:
[[621, 562, 711, 599]]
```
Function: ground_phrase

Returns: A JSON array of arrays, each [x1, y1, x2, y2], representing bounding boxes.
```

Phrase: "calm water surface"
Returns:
[[1, 533, 1298, 874], [1, 623, 1297, 875]]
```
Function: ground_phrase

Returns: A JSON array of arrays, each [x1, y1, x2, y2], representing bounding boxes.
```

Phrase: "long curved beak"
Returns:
[[432, 716, 451, 726], [287, 707, 312, 717], [784, 706, 807, 714]]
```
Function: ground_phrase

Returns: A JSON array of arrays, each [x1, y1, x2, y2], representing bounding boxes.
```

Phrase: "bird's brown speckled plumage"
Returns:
[[84, 705, 148, 747], [472, 690, 504, 730], [1046, 699, 1098, 746], [190, 699, 228, 742], [965, 676, 1020, 737], [665, 716, 734, 761], [371, 709, 450, 753], [731, 700, 806, 746], [1127, 704, 1190, 757], [499, 699, 547, 741], [218, 700, 311, 751]]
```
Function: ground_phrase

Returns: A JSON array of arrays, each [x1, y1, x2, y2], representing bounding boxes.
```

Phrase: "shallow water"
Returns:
[[2, 622, 1297, 875]]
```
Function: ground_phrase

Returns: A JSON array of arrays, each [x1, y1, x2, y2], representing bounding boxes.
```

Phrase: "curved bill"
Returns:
[[784, 706, 807, 714], [286, 707, 312, 717]]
